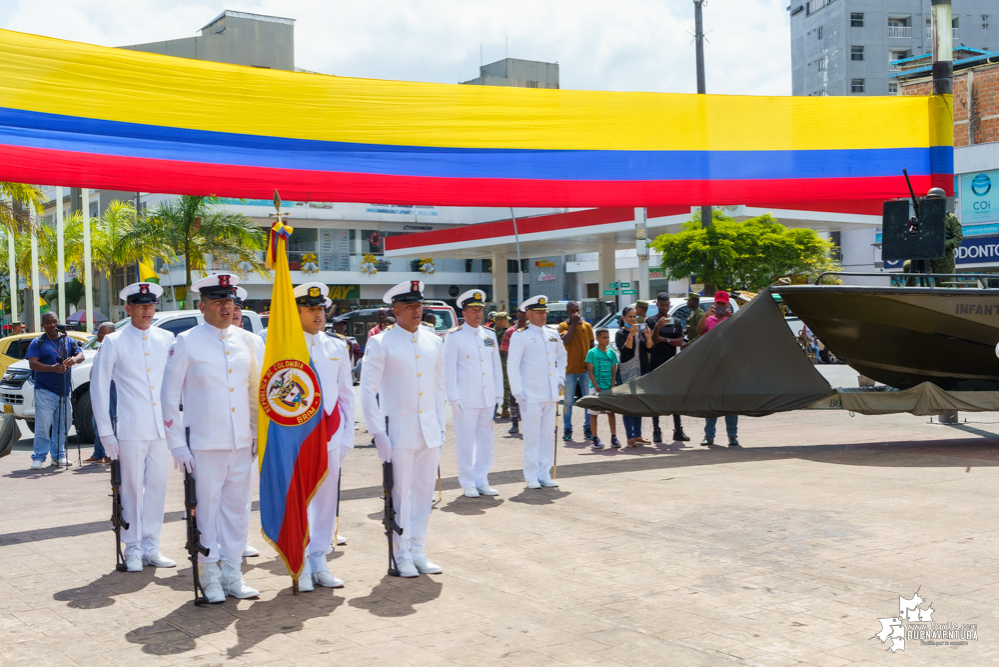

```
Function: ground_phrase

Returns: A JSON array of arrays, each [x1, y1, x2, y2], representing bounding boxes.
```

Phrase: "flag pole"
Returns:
[[56, 187, 65, 321]]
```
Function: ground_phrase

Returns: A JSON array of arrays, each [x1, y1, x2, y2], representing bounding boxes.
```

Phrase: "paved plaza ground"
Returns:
[[1, 366, 998, 666]]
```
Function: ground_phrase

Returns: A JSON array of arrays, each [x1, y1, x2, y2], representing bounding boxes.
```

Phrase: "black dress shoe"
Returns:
[[728, 437, 741, 447], [700, 437, 714, 446], [652, 428, 663, 444], [508, 420, 519, 435], [673, 430, 690, 442]]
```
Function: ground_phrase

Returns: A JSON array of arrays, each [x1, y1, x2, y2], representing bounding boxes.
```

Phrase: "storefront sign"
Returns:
[[537, 273, 556, 282], [328, 285, 360, 300], [955, 236, 999, 265], [960, 169, 999, 225], [648, 269, 664, 279], [535, 259, 556, 268]]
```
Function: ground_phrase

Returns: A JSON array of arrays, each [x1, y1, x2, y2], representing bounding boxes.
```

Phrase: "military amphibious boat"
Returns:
[[773, 284, 999, 391]]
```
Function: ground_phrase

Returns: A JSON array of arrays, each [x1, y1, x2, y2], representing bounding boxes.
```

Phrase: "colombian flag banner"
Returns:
[[257, 217, 328, 580], [0, 29, 951, 212]]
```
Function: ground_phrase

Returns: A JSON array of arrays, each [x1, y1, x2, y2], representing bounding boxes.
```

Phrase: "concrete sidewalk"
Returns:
[[1, 384, 998, 666]]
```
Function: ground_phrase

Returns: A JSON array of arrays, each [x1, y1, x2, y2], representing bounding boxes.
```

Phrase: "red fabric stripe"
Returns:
[[0, 144, 951, 210], [275, 419, 328, 578], [324, 401, 342, 442]]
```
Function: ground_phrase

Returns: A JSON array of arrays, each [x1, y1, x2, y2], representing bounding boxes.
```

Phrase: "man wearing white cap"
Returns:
[[292, 282, 355, 590], [507, 295, 567, 488], [360, 280, 446, 578], [444, 289, 503, 497], [161, 273, 262, 602], [91, 282, 176, 572]]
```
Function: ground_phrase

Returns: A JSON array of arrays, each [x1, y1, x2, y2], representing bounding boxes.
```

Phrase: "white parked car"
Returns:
[[0, 309, 263, 443]]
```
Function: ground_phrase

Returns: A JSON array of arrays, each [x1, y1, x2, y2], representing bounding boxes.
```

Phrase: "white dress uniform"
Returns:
[[90, 282, 175, 567], [360, 280, 446, 570], [292, 282, 356, 589], [161, 274, 261, 599], [444, 290, 503, 496], [507, 296, 567, 486]]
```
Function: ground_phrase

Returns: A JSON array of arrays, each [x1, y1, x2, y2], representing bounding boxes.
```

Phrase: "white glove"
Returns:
[[339, 446, 348, 464], [252, 439, 258, 458], [102, 434, 119, 460], [373, 433, 392, 463], [514, 394, 527, 408], [172, 447, 195, 473], [450, 399, 463, 420]]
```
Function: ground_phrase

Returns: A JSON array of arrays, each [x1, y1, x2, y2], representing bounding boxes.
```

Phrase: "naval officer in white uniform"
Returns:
[[507, 295, 567, 489], [360, 280, 446, 578], [444, 289, 503, 498], [161, 273, 262, 603], [91, 282, 176, 572], [292, 282, 355, 591]]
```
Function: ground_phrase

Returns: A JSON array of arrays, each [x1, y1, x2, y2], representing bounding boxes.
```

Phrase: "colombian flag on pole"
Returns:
[[257, 198, 328, 581]]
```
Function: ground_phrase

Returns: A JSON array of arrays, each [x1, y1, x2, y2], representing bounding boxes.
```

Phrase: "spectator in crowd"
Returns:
[[27, 312, 84, 469], [9, 321, 23, 336], [86, 322, 118, 463], [422, 311, 437, 328], [558, 301, 595, 441], [333, 320, 361, 365], [635, 300, 649, 323], [585, 328, 619, 450], [672, 293, 701, 333], [368, 307, 391, 336], [646, 292, 688, 443], [493, 311, 509, 332], [615, 307, 652, 447], [696, 290, 740, 447], [501, 310, 527, 430], [485, 311, 497, 329]]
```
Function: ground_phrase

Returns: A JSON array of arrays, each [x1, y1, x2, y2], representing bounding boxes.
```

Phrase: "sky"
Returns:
[[0, 0, 792, 96]]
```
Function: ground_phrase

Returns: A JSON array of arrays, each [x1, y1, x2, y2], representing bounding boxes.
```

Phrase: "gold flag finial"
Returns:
[[273, 189, 282, 213]]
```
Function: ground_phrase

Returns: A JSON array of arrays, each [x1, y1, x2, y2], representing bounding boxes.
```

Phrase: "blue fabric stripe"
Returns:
[[259, 402, 323, 542], [0, 106, 948, 182]]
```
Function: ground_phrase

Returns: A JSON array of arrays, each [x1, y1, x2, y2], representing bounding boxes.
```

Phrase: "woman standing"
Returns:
[[615, 306, 653, 447]]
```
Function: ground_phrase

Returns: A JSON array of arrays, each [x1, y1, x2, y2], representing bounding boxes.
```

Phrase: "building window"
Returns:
[[851, 78, 865, 93], [851, 12, 864, 27], [806, 0, 834, 16], [817, 27, 823, 40], [888, 82, 898, 95], [851, 46, 864, 61], [888, 16, 912, 39], [817, 58, 826, 71]]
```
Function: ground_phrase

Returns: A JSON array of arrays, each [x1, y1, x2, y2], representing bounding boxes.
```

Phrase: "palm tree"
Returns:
[[130, 196, 267, 289], [0, 182, 46, 232]]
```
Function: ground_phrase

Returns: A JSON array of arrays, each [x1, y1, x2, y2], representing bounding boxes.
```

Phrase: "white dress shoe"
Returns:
[[29, 460, 42, 470], [413, 557, 442, 574], [527, 480, 542, 489], [49, 459, 60, 467], [220, 560, 259, 599], [142, 553, 176, 568], [200, 562, 226, 603], [476, 486, 499, 496], [395, 559, 420, 578], [297, 557, 314, 592], [242, 543, 260, 557], [463, 487, 480, 498], [336, 533, 347, 546], [57, 457, 68, 466], [124, 554, 143, 572], [309, 554, 344, 588], [539, 479, 559, 487]]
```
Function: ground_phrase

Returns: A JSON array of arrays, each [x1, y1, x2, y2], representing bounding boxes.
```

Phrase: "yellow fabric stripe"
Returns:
[[0, 29, 949, 151]]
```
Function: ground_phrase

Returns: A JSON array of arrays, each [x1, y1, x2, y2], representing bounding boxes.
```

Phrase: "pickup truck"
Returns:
[[0, 309, 264, 443]]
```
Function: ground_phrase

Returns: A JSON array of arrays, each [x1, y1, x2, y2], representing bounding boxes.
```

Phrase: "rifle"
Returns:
[[382, 460, 403, 576], [109, 460, 129, 572], [184, 428, 210, 605]]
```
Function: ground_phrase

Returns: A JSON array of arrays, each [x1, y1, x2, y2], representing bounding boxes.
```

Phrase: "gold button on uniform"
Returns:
[[419, 392, 423, 396], [147, 368, 151, 372], [228, 369, 232, 374], [230, 388, 234, 392], [145, 352, 149, 356], [226, 351, 229, 355], [231, 408, 235, 412]]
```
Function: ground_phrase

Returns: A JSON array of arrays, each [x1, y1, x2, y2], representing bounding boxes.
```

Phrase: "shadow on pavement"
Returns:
[[54, 568, 160, 609], [440, 495, 504, 515], [125, 587, 343, 658], [348, 573, 443, 617], [507, 487, 571, 505]]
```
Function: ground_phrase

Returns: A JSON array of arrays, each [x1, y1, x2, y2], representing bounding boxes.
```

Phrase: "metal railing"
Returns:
[[814, 271, 999, 288], [888, 26, 912, 38], [924, 27, 959, 39]]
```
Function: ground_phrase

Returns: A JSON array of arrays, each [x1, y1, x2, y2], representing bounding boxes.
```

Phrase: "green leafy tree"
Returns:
[[130, 196, 267, 289], [0, 182, 46, 232], [651, 211, 839, 291]]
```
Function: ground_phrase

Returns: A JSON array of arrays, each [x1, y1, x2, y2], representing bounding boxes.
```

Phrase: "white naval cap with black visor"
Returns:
[[293, 282, 332, 309], [383, 280, 425, 304], [191, 273, 240, 300], [119, 281, 163, 304]]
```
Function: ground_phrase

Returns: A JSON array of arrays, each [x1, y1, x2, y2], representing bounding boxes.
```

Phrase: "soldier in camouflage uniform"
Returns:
[[902, 188, 963, 284]]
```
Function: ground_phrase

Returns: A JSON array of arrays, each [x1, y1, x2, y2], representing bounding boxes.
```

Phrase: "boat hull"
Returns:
[[773, 286, 999, 390]]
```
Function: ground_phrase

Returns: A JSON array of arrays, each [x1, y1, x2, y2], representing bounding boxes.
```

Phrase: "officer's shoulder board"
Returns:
[[447, 325, 461, 333], [325, 331, 347, 340], [383, 324, 395, 331]]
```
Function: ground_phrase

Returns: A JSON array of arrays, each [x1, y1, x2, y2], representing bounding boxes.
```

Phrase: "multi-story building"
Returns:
[[791, 0, 998, 98]]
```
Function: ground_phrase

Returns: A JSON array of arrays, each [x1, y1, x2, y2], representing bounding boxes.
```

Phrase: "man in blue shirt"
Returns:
[[27, 313, 84, 469]]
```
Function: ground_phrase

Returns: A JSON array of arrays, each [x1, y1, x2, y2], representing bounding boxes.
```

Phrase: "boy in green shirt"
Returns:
[[585, 328, 620, 449]]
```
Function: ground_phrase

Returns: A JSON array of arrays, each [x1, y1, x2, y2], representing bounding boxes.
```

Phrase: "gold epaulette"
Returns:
[[447, 325, 461, 333]]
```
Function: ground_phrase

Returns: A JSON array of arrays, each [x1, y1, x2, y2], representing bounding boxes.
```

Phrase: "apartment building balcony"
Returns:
[[889, 26, 912, 39]]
